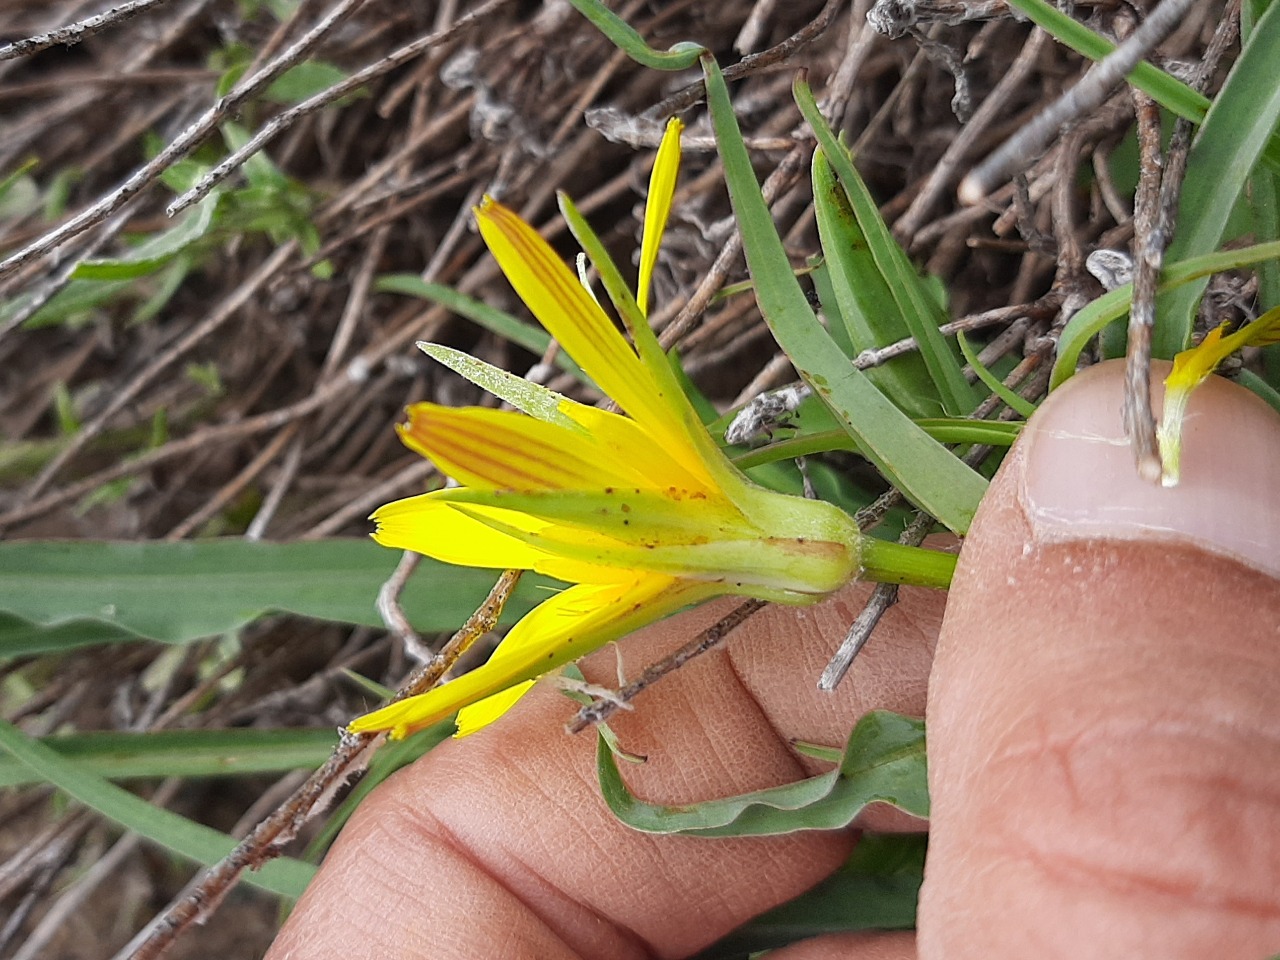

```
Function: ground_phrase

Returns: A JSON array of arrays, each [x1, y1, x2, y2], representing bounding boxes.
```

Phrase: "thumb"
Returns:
[[921, 361, 1280, 959]]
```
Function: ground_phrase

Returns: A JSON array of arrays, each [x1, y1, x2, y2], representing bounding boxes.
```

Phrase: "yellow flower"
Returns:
[[348, 119, 909, 740], [1158, 306, 1280, 485]]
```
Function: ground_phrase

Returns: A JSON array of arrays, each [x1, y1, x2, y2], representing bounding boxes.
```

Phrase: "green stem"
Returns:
[[859, 538, 956, 590]]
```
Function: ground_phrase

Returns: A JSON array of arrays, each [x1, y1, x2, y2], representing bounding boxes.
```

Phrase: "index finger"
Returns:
[[266, 579, 944, 959]]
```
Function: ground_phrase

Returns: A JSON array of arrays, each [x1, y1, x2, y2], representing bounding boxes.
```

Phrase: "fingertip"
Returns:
[[921, 361, 1280, 959]]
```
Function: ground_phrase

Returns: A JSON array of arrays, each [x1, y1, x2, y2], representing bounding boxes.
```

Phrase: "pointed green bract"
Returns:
[[417, 342, 581, 430]]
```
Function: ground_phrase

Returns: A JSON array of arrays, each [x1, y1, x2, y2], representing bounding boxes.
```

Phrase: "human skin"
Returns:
[[267, 361, 1280, 959]]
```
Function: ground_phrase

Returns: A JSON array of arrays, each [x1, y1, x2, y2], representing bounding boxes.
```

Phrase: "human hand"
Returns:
[[267, 361, 1280, 960]]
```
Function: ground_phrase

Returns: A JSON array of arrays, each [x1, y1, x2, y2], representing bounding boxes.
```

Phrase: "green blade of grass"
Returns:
[[375, 274, 587, 382], [730, 419, 1020, 470], [563, 0, 703, 69], [0, 728, 338, 789], [0, 539, 558, 656], [797, 80, 974, 416], [72, 197, 218, 281], [1051, 239, 1280, 390], [704, 55, 986, 532], [1153, 0, 1280, 356], [0, 719, 316, 899], [1005, 0, 1280, 174], [956, 331, 1039, 419]]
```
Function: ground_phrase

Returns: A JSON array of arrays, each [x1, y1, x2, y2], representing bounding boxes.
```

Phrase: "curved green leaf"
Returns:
[[1051, 240, 1280, 390], [564, 0, 704, 69], [600, 710, 927, 837]]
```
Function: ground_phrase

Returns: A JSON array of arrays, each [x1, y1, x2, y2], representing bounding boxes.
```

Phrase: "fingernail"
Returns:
[[1018, 360, 1280, 579]]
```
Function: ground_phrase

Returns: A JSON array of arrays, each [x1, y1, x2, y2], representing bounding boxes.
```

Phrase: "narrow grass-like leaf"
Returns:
[[956, 331, 1038, 418], [563, 0, 703, 69], [1237, 369, 1280, 414], [0, 728, 337, 789], [704, 55, 985, 532], [600, 710, 927, 837], [0, 719, 315, 898], [1051, 239, 1280, 390], [73, 198, 218, 281], [0, 539, 557, 656], [375, 274, 587, 382], [1153, 0, 1280, 356], [797, 81, 973, 415], [731, 419, 1020, 470], [811, 150, 944, 418], [1005, 0, 1280, 175], [692, 834, 924, 958]]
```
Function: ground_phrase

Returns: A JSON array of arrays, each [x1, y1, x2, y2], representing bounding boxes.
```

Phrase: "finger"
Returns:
[[269, 578, 946, 960], [921, 361, 1280, 959]]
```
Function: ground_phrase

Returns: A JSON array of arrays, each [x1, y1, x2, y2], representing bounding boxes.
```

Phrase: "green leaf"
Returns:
[[1051, 239, 1280, 390], [810, 152, 944, 418], [956, 331, 1038, 419], [563, 0, 704, 69], [0, 719, 316, 898], [703, 55, 986, 533], [1153, 0, 1280, 356], [799, 85, 973, 416], [730, 418, 1020, 470], [0, 539, 559, 657], [0, 728, 337, 789], [1004, 0, 1280, 175], [72, 197, 218, 281], [374, 274, 587, 382], [2, 276, 136, 330], [600, 710, 927, 836], [692, 834, 924, 958], [264, 60, 351, 105]]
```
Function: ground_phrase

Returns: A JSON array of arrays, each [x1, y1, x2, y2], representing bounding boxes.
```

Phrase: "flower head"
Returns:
[[349, 119, 863, 740], [1158, 306, 1280, 485]]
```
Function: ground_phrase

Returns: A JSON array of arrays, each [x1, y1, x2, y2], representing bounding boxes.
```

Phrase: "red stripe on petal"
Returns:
[[399, 403, 615, 491]]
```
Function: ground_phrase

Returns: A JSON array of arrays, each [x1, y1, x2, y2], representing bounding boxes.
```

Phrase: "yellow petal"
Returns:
[[347, 574, 717, 739], [1159, 306, 1280, 486], [371, 494, 552, 570], [398, 402, 627, 491], [475, 199, 692, 456], [432, 486, 745, 546], [454, 681, 535, 737], [638, 118, 683, 316]]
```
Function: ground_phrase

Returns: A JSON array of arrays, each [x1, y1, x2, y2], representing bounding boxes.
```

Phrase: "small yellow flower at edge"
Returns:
[[348, 119, 927, 741], [1157, 306, 1280, 486]]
